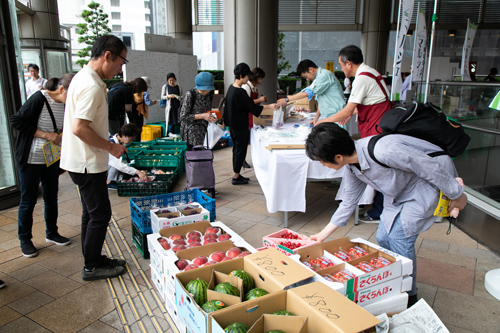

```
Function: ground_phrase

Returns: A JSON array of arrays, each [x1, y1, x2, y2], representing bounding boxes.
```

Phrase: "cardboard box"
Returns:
[[346, 275, 412, 307], [210, 281, 380, 333], [262, 229, 317, 256], [247, 314, 307, 333], [165, 294, 187, 333], [151, 204, 210, 233], [253, 108, 287, 126], [175, 248, 315, 333]]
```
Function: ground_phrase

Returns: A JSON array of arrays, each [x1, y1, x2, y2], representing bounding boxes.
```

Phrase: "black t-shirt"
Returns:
[[223, 84, 263, 130], [108, 82, 134, 120]]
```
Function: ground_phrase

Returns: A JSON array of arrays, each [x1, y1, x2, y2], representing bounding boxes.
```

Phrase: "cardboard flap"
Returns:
[[287, 282, 380, 332], [248, 314, 308, 333], [159, 221, 211, 238], [207, 271, 244, 306]]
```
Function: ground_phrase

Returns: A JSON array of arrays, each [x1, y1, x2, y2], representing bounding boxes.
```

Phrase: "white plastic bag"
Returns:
[[165, 98, 171, 131], [272, 106, 284, 128], [204, 122, 224, 149]]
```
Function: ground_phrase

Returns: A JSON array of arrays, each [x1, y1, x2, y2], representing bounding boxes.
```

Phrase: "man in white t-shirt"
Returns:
[[60, 35, 129, 281], [25, 64, 47, 98]]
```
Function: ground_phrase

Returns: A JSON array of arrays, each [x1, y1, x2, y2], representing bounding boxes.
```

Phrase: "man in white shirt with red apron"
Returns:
[[318, 45, 393, 222]]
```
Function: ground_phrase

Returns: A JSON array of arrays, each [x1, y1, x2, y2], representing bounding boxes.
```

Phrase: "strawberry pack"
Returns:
[[262, 229, 318, 256]]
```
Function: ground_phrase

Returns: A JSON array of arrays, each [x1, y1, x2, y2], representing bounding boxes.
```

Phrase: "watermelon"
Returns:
[[229, 270, 255, 295], [185, 278, 208, 306], [224, 322, 250, 333], [201, 300, 227, 313], [266, 331, 287, 333], [272, 309, 295, 316], [245, 288, 269, 300], [214, 282, 240, 296]]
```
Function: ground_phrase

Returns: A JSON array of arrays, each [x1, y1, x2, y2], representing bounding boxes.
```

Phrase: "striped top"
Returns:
[[27, 90, 65, 164]]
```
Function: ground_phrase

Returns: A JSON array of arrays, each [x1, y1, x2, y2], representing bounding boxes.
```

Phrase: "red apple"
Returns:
[[192, 255, 209, 266], [226, 247, 243, 258], [187, 236, 201, 244], [203, 239, 217, 245], [158, 238, 170, 250], [205, 227, 221, 234], [221, 256, 233, 262], [183, 264, 199, 271], [237, 251, 251, 258], [218, 234, 231, 242], [203, 261, 217, 266], [175, 259, 189, 270], [173, 239, 187, 245], [204, 233, 218, 240], [188, 242, 202, 248], [210, 251, 225, 262], [170, 234, 183, 241], [172, 245, 187, 252], [187, 231, 202, 239]]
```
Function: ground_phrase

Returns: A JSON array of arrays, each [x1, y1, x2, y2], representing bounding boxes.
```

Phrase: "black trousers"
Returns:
[[69, 171, 111, 269], [229, 128, 250, 174], [126, 111, 144, 142]]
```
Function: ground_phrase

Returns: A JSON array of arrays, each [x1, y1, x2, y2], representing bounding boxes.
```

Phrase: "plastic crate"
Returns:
[[127, 141, 156, 149], [131, 219, 150, 259], [141, 126, 161, 141], [130, 189, 216, 233], [117, 166, 178, 197], [133, 151, 180, 168], [146, 122, 167, 136]]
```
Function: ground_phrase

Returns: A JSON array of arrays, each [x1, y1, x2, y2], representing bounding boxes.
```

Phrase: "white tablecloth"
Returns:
[[251, 115, 374, 214]]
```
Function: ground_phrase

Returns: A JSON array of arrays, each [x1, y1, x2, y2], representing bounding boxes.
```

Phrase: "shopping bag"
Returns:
[[272, 106, 284, 128], [165, 98, 171, 131], [203, 122, 224, 149], [159, 98, 167, 108]]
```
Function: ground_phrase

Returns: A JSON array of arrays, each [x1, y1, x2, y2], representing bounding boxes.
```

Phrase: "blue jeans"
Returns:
[[376, 212, 418, 296], [18, 161, 61, 242]]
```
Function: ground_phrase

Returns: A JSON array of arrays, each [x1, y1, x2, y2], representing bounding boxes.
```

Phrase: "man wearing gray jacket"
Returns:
[[306, 123, 467, 307]]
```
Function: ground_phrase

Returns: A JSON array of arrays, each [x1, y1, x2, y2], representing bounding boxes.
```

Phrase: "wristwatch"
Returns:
[[285, 97, 289, 103]]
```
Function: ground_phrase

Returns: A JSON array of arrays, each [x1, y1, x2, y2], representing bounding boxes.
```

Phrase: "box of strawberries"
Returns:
[[262, 229, 317, 256]]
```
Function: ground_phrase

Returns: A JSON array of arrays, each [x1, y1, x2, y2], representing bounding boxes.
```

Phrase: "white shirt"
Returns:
[[348, 63, 390, 105], [25, 77, 47, 98], [344, 77, 351, 94], [242, 81, 257, 98], [60, 65, 109, 173], [108, 135, 137, 175]]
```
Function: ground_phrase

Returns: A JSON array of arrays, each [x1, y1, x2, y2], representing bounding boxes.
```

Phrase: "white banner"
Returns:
[[411, 6, 427, 87], [391, 0, 415, 101], [461, 20, 478, 81]]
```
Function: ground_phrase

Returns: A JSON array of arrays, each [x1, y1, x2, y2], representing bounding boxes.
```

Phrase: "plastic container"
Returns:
[[132, 219, 150, 259], [117, 166, 178, 197]]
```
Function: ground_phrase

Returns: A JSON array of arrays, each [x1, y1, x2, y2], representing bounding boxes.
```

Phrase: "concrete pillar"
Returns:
[[166, 0, 192, 40], [223, 0, 278, 101], [360, 0, 392, 75], [16, 0, 60, 40]]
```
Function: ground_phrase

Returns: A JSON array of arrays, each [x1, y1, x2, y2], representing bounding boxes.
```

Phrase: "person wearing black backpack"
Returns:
[[10, 73, 75, 258], [306, 123, 467, 308]]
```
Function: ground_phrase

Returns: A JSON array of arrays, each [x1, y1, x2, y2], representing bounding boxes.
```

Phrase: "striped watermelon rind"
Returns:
[[266, 331, 287, 333], [272, 309, 295, 316], [245, 288, 269, 300], [214, 282, 240, 297], [185, 278, 208, 306], [201, 300, 227, 313], [224, 322, 250, 333], [229, 270, 255, 295]]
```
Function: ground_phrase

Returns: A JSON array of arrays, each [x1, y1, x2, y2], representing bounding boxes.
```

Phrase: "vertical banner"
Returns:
[[391, 0, 415, 101], [461, 20, 478, 81], [411, 5, 427, 89]]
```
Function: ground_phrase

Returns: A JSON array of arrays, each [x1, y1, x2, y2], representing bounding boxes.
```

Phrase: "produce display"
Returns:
[[155, 226, 236, 252], [201, 300, 227, 313], [245, 288, 269, 301], [302, 257, 335, 271], [279, 240, 304, 250], [355, 261, 376, 273], [185, 278, 208, 306], [333, 250, 354, 261], [347, 246, 370, 258], [328, 270, 356, 283], [229, 270, 255, 295], [214, 282, 240, 297], [273, 309, 295, 316], [370, 257, 392, 268], [224, 322, 250, 333], [278, 231, 303, 240]]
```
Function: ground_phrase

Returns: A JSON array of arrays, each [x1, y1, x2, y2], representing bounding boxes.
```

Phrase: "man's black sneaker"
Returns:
[[82, 262, 126, 281], [0, 279, 5, 289], [239, 175, 250, 182], [102, 255, 126, 267], [242, 161, 252, 169], [107, 181, 117, 190], [407, 294, 419, 308], [358, 212, 380, 223], [46, 234, 70, 246], [21, 240, 38, 258], [232, 176, 249, 185]]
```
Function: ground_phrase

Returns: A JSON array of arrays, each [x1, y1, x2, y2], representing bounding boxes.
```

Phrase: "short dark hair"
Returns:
[[90, 35, 127, 61], [490, 67, 498, 75], [306, 123, 355, 164], [117, 123, 140, 139], [59, 73, 75, 91], [126, 78, 148, 93], [296, 60, 317, 75], [167, 73, 176, 81], [249, 67, 266, 83], [45, 78, 60, 91], [28, 64, 39, 71], [339, 45, 364, 65]]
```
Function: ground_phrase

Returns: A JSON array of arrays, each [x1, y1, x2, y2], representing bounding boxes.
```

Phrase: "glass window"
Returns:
[[144, 1, 150, 9], [0, 65, 18, 191], [111, 12, 121, 20], [112, 25, 122, 32], [145, 14, 150, 21], [122, 36, 132, 47], [45, 50, 70, 79], [111, 0, 120, 6]]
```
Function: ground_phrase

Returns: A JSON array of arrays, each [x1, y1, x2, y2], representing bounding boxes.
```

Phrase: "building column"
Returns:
[[165, 0, 192, 40], [223, 0, 278, 101], [360, 0, 392, 75]]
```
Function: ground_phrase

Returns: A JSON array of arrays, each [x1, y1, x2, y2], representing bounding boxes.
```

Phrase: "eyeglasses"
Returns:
[[110, 51, 129, 64]]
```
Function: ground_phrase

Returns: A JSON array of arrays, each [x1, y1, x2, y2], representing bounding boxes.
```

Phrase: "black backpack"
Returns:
[[368, 102, 471, 168]]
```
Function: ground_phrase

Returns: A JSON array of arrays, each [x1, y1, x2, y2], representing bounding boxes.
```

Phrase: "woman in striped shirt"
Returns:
[[11, 73, 74, 258]]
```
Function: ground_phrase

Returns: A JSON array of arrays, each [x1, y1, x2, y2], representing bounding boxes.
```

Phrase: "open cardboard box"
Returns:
[[151, 205, 210, 233], [253, 108, 287, 126], [247, 314, 307, 333], [210, 281, 380, 333], [175, 248, 315, 333], [206, 271, 244, 308], [346, 275, 413, 307]]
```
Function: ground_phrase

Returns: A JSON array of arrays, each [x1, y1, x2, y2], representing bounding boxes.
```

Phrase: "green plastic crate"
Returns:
[[117, 166, 178, 197]]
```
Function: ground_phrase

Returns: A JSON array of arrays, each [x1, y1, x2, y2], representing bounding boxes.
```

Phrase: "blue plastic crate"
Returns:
[[130, 189, 216, 233]]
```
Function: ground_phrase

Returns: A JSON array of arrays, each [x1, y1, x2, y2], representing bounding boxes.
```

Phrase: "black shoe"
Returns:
[[0, 279, 5, 289], [232, 176, 249, 185], [21, 240, 38, 258], [82, 262, 127, 281], [407, 294, 418, 308], [242, 161, 252, 169], [358, 212, 380, 223], [102, 255, 126, 267], [46, 234, 70, 246], [107, 181, 117, 190], [239, 175, 249, 182]]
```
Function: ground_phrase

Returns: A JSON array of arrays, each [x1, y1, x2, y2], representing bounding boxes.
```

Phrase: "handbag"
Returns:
[[159, 98, 167, 108]]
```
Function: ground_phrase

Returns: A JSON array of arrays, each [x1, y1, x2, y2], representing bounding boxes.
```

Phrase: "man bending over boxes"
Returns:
[[306, 123, 467, 307]]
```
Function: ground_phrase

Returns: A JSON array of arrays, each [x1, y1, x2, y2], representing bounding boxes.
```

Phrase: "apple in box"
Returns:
[[210, 251, 225, 262], [226, 247, 242, 258], [173, 239, 187, 246], [192, 255, 209, 266], [157, 237, 170, 250], [203, 239, 217, 245], [183, 264, 199, 271], [203, 260, 217, 266], [175, 259, 189, 271], [172, 245, 187, 252], [187, 237, 201, 244], [205, 226, 221, 236], [218, 234, 231, 242], [189, 242, 202, 248], [187, 231, 202, 239], [221, 256, 233, 262], [204, 233, 218, 240], [170, 234, 183, 241]]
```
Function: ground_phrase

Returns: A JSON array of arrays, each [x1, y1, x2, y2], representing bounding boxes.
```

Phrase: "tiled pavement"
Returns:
[[1, 147, 500, 332]]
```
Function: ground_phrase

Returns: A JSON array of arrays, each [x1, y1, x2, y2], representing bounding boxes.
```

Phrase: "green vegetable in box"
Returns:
[[224, 322, 250, 333], [273, 309, 295, 316], [214, 282, 240, 296], [185, 278, 208, 306], [245, 288, 269, 300], [201, 300, 227, 313], [229, 270, 255, 295]]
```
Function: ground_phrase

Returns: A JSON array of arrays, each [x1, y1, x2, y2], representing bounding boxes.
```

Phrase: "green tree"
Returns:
[[277, 32, 291, 75], [75, 1, 111, 68]]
